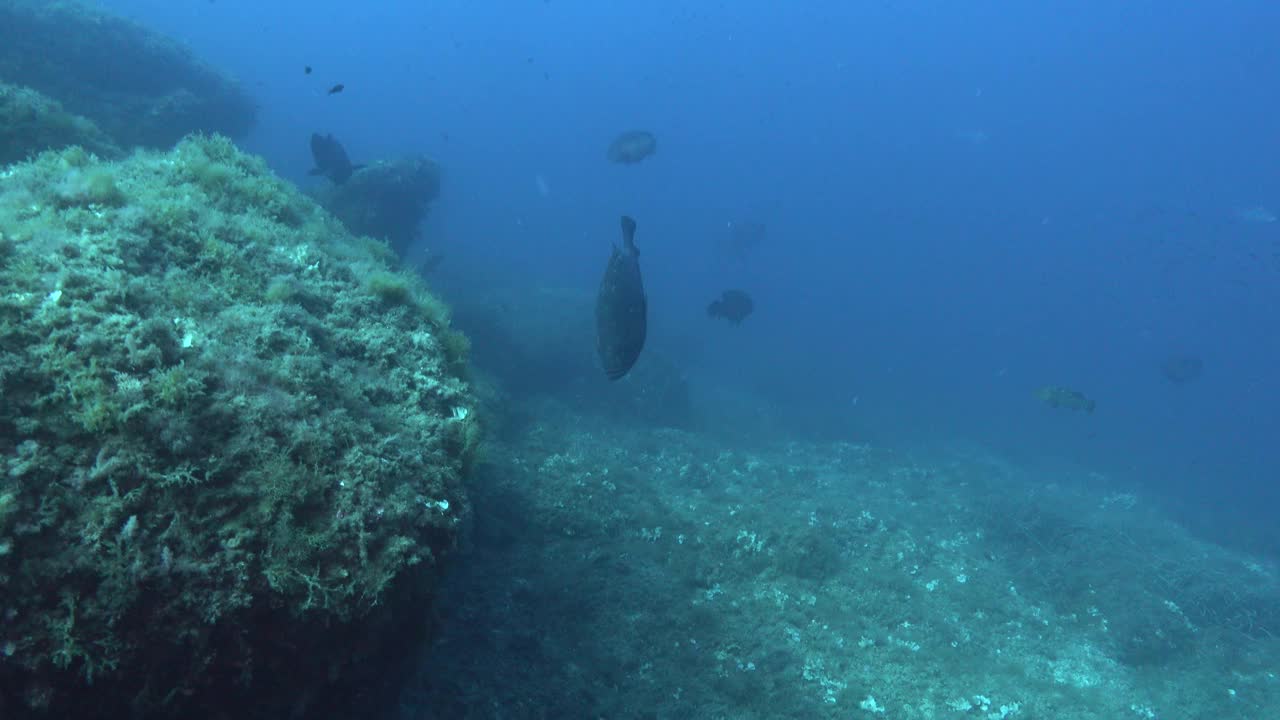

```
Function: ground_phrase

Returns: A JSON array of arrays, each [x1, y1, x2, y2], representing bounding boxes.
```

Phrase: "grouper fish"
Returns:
[[596, 215, 647, 380], [607, 130, 657, 164], [308, 132, 362, 184], [707, 289, 754, 325]]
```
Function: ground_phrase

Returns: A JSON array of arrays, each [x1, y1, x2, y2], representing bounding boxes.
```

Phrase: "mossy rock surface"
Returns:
[[0, 82, 122, 167], [0, 136, 477, 717], [312, 155, 442, 258]]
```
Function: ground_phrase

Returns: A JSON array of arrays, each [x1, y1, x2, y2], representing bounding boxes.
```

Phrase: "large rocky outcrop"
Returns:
[[0, 0, 255, 153], [0, 136, 476, 718]]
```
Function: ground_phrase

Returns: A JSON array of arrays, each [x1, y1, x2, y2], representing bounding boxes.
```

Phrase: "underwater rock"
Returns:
[[451, 286, 599, 395], [450, 285, 690, 426], [0, 137, 475, 719], [597, 350, 693, 428], [0, 82, 122, 166], [312, 154, 442, 258], [0, 0, 255, 149]]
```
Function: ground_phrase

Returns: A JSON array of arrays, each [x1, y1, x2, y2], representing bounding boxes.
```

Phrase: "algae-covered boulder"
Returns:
[[0, 0, 255, 149], [0, 83, 123, 167], [313, 155, 442, 258], [0, 137, 478, 718]]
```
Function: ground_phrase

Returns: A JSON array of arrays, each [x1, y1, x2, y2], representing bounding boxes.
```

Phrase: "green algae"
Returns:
[[0, 135, 476, 718]]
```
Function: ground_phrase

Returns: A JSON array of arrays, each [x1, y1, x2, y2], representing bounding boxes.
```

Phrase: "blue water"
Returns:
[[103, 0, 1279, 549]]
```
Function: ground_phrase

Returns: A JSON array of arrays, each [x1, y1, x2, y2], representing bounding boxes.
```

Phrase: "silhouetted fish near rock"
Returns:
[[596, 215, 647, 380], [707, 289, 753, 324], [308, 132, 363, 185], [1036, 385, 1095, 413], [607, 130, 657, 164]]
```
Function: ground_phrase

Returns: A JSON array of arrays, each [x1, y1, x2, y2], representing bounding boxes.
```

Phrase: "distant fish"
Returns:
[[308, 132, 363, 184], [1161, 354, 1203, 384], [1036, 385, 1095, 413], [327, 83, 345, 95], [596, 215, 648, 380], [305, 65, 313, 75], [607, 130, 657, 164], [707, 289, 753, 325]]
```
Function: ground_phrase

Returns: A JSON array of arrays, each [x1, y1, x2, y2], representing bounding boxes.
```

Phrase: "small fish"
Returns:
[[327, 83, 345, 95], [304, 65, 312, 75], [607, 130, 657, 164], [1036, 385, 1095, 413], [595, 216, 648, 380], [707, 289, 753, 324], [308, 132, 363, 184]]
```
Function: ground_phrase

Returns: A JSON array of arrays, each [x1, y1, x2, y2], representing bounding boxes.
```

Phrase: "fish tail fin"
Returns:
[[620, 215, 638, 253]]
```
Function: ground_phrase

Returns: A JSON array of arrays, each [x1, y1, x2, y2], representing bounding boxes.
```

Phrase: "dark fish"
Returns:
[[596, 215, 648, 380], [607, 130, 657, 164], [707, 289, 753, 324], [328, 83, 345, 95], [304, 65, 313, 75], [1036, 385, 1095, 413], [308, 132, 363, 184], [1161, 354, 1203, 384]]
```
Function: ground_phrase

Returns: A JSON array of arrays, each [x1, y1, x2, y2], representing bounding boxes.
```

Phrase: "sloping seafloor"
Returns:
[[403, 395, 1280, 720]]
